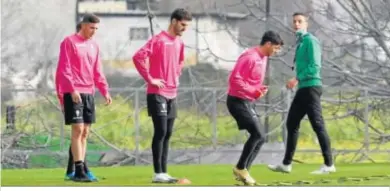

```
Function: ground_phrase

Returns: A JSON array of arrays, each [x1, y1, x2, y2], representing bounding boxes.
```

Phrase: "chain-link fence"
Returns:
[[2, 86, 389, 169]]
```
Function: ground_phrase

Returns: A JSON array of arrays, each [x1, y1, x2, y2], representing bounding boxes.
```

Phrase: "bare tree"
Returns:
[[1, 0, 76, 103], [1, 0, 76, 168]]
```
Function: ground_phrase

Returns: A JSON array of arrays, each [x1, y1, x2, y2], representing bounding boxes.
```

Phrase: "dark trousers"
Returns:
[[227, 95, 265, 170], [283, 86, 333, 166], [147, 94, 177, 174], [151, 116, 175, 173]]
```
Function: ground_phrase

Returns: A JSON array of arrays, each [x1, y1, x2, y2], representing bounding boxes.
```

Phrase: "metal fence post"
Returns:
[[364, 89, 370, 152], [6, 105, 16, 130], [134, 89, 140, 165], [212, 90, 217, 149]]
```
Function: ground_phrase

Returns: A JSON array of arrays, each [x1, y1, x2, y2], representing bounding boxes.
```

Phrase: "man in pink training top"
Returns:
[[63, 21, 99, 182], [133, 8, 192, 183], [227, 31, 283, 186], [55, 13, 112, 182]]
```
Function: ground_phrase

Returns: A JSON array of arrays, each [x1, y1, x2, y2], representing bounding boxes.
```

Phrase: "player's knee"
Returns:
[[312, 125, 326, 135], [153, 129, 167, 140], [164, 130, 173, 140], [254, 133, 264, 145], [249, 126, 263, 141], [249, 131, 264, 147], [286, 121, 300, 134], [311, 118, 325, 131], [257, 135, 265, 144], [81, 128, 89, 140], [71, 124, 84, 138], [286, 118, 298, 129]]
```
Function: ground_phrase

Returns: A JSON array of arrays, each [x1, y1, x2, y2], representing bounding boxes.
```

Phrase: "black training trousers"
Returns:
[[283, 86, 333, 166], [227, 95, 265, 170], [147, 94, 177, 174]]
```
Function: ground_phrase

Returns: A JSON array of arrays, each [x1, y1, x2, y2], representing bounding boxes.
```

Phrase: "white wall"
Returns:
[[94, 15, 242, 74]]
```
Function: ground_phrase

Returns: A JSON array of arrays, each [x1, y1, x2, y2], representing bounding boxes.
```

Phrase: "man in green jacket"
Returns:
[[268, 12, 336, 174]]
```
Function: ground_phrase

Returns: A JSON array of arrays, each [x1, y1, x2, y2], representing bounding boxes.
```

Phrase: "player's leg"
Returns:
[[65, 143, 91, 181], [64, 146, 74, 180], [151, 115, 169, 183], [245, 142, 262, 171], [245, 136, 265, 171], [234, 120, 264, 185], [147, 94, 172, 183], [161, 118, 174, 178], [82, 94, 98, 181], [63, 93, 91, 182], [71, 124, 91, 182], [245, 105, 265, 171], [242, 121, 265, 174], [161, 98, 177, 181], [268, 88, 307, 173], [80, 124, 95, 179], [226, 96, 259, 185], [64, 95, 95, 181], [63, 106, 74, 180], [305, 87, 335, 174]]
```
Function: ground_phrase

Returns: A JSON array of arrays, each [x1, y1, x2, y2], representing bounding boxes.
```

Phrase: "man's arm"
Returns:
[[56, 39, 75, 93], [230, 58, 260, 97], [93, 46, 109, 98], [301, 37, 321, 81], [177, 42, 185, 76], [133, 39, 155, 83]]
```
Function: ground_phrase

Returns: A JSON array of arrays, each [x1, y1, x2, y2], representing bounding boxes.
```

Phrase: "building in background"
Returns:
[[78, 0, 247, 75]]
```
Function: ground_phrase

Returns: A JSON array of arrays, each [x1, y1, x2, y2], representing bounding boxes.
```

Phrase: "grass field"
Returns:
[[2, 163, 390, 186]]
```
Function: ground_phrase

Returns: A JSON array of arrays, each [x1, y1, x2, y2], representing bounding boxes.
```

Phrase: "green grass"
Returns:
[[2, 163, 390, 186]]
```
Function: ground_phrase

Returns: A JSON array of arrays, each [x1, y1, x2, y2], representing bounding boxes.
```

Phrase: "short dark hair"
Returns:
[[170, 8, 192, 22], [260, 30, 284, 46], [293, 12, 308, 18], [81, 13, 100, 23]]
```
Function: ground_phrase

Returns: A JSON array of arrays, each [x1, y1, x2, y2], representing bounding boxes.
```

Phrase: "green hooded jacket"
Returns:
[[294, 30, 322, 88]]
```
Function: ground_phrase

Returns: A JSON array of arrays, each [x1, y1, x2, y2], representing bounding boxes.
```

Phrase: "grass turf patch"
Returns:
[[2, 163, 390, 186]]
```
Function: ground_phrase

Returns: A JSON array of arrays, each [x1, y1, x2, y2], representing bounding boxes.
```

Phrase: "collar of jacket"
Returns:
[[295, 29, 309, 44]]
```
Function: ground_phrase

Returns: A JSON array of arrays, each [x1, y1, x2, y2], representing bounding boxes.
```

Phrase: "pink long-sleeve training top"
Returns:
[[55, 33, 109, 105], [228, 47, 268, 101], [133, 31, 184, 99]]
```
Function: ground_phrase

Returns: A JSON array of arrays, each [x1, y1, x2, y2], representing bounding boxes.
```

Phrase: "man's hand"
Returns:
[[150, 78, 166, 88], [105, 94, 112, 105], [71, 91, 82, 104], [256, 86, 268, 99], [261, 88, 268, 97], [286, 77, 298, 89]]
